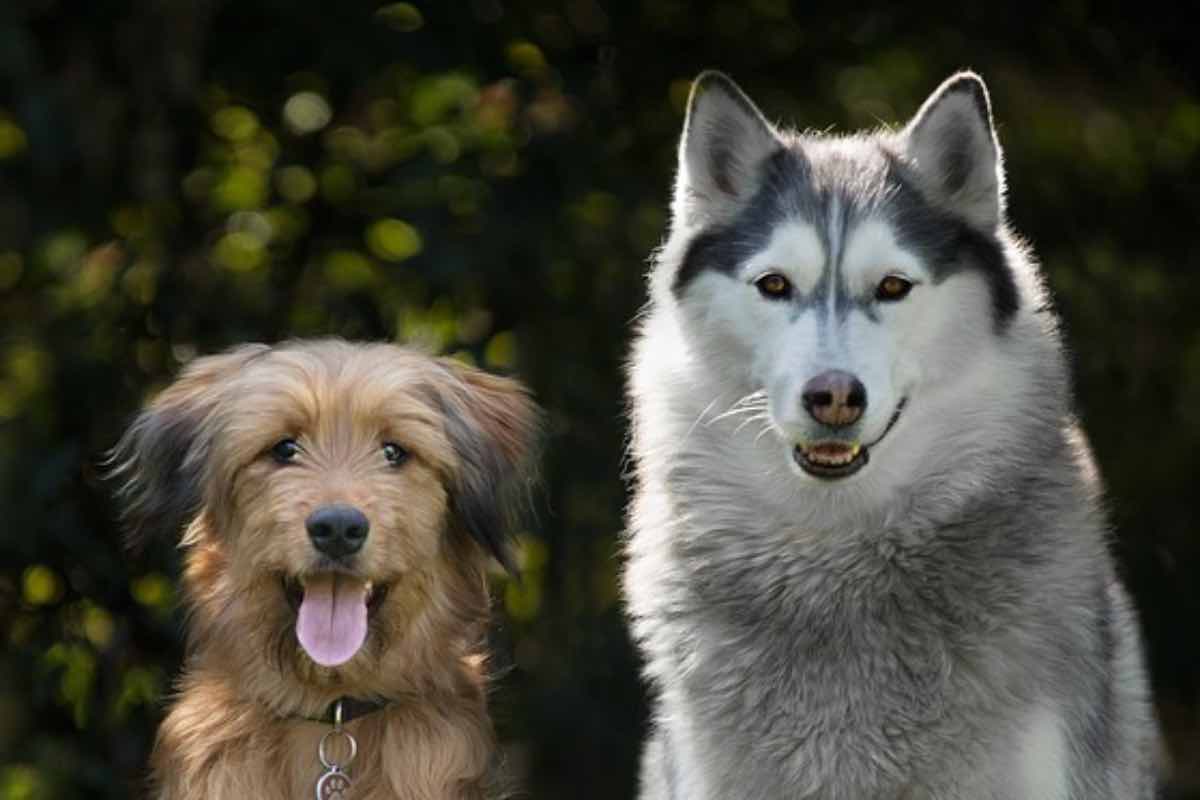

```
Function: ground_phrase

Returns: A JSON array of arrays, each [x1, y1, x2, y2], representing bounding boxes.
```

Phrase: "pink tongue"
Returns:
[[296, 574, 369, 667]]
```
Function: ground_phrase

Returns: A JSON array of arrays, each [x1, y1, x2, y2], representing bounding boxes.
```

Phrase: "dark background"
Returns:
[[1, 1, 1198, 797]]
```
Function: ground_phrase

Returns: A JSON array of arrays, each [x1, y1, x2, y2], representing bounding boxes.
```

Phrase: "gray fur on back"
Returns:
[[623, 72, 1160, 800]]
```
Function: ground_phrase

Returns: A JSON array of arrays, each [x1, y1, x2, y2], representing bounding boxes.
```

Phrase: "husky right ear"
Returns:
[[673, 71, 781, 229], [107, 344, 269, 550], [902, 72, 1004, 230]]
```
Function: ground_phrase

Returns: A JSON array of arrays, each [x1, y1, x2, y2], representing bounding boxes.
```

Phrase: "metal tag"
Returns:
[[316, 767, 352, 800], [315, 700, 357, 800]]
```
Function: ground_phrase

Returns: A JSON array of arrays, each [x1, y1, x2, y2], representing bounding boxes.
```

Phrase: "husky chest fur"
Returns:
[[623, 72, 1160, 799]]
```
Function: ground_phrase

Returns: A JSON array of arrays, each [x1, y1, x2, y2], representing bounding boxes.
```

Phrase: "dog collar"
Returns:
[[300, 696, 391, 725]]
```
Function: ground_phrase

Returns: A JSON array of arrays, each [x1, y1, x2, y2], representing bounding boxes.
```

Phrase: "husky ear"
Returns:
[[435, 359, 541, 575], [674, 71, 781, 229], [903, 72, 1004, 230], [107, 344, 269, 550]]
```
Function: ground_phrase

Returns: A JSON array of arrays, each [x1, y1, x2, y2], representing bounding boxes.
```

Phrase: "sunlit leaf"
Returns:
[[0, 765, 51, 800], [212, 166, 269, 211], [319, 163, 358, 205], [0, 117, 28, 159], [282, 92, 332, 136], [275, 165, 318, 203], [22, 566, 63, 606], [323, 250, 377, 290], [376, 3, 423, 32], [410, 75, 478, 127], [130, 573, 174, 609], [212, 231, 267, 272], [43, 643, 96, 728], [113, 666, 164, 720], [365, 219, 422, 262], [484, 331, 517, 368], [0, 253, 23, 290], [211, 106, 260, 142], [505, 41, 547, 77], [504, 574, 542, 621]]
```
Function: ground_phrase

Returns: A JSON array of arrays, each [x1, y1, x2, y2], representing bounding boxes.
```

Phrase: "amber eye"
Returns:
[[875, 275, 914, 302], [270, 438, 300, 464], [755, 272, 792, 300], [382, 442, 409, 467]]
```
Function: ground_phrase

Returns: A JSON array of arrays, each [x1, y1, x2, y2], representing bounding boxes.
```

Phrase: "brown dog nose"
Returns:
[[802, 370, 867, 428], [306, 504, 370, 558]]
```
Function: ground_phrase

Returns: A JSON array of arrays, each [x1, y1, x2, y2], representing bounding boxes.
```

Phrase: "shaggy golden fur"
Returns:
[[110, 339, 540, 799]]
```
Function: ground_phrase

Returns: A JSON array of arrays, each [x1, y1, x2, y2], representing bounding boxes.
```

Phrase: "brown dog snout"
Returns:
[[801, 370, 867, 428], [306, 504, 370, 558]]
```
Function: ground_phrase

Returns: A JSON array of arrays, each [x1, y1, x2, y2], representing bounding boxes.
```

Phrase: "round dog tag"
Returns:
[[316, 769, 352, 800]]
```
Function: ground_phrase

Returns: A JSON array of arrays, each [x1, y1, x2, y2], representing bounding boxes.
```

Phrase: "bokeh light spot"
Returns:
[[0, 118, 28, 159], [22, 566, 63, 606], [484, 331, 517, 368], [323, 250, 377, 290], [0, 253, 23, 290], [375, 3, 424, 32], [82, 605, 114, 649], [506, 41, 548, 77], [212, 231, 266, 272], [131, 573, 173, 609], [283, 92, 333, 136], [0, 765, 48, 800], [365, 219, 423, 262], [211, 106, 259, 142], [276, 165, 318, 204], [319, 163, 357, 205]]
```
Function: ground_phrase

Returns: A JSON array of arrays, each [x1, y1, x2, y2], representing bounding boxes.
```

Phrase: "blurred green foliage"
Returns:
[[0, 1, 1198, 797]]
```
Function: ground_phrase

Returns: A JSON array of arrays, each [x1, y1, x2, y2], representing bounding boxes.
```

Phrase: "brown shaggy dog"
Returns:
[[110, 339, 539, 799]]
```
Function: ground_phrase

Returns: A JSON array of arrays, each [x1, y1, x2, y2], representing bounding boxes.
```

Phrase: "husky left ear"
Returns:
[[674, 71, 781, 229], [435, 359, 541, 574], [903, 72, 1004, 230]]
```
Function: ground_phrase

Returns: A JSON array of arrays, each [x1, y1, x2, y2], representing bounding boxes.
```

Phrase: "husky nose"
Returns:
[[306, 504, 370, 558], [802, 370, 867, 428]]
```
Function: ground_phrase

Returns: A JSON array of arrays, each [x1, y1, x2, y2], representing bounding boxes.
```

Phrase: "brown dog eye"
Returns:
[[875, 275, 913, 302], [382, 442, 409, 466], [270, 438, 300, 464], [755, 272, 792, 300]]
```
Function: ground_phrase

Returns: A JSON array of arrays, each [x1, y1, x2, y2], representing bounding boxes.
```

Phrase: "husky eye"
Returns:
[[755, 272, 792, 300], [270, 438, 300, 464], [875, 275, 913, 302], [382, 442, 409, 467]]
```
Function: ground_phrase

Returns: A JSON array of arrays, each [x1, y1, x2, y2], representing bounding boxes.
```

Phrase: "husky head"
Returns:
[[658, 72, 1044, 488]]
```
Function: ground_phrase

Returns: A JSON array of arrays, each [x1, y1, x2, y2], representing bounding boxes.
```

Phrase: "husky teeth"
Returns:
[[801, 442, 862, 467]]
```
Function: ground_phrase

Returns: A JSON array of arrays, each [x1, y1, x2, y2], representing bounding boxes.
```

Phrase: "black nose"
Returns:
[[802, 370, 867, 428], [306, 504, 370, 558]]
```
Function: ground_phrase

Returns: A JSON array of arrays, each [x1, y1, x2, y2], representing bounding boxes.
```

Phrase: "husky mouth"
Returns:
[[793, 398, 907, 480], [794, 440, 869, 478]]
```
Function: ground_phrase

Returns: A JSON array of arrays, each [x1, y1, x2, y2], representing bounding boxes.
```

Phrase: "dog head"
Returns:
[[659, 72, 1044, 488], [109, 340, 539, 687]]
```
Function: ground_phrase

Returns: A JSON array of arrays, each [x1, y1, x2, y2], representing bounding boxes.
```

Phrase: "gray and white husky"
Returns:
[[623, 71, 1161, 799]]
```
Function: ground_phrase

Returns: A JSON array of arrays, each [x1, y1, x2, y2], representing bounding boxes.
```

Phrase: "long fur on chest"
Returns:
[[151, 674, 493, 800]]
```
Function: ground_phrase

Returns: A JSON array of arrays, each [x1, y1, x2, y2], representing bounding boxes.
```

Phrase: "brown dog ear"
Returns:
[[107, 344, 269, 550], [434, 358, 541, 574]]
